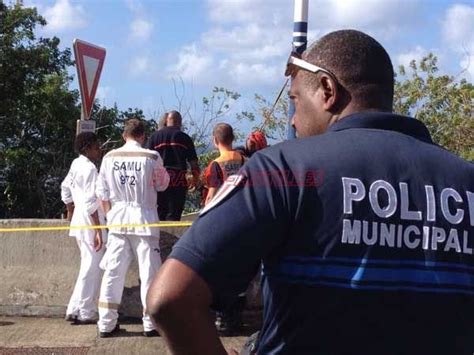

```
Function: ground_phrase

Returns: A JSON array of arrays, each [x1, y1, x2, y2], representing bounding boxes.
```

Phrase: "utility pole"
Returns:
[[287, 0, 308, 140]]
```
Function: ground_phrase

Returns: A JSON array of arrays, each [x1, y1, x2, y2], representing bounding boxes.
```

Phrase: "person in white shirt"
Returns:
[[96, 118, 170, 338], [61, 132, 105, 324]]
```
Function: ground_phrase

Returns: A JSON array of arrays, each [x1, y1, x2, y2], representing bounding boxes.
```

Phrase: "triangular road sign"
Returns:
[[73, 39, 106, 120]]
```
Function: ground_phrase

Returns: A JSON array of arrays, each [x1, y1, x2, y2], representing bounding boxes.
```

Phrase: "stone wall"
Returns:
[[0, 219, 262, 320]]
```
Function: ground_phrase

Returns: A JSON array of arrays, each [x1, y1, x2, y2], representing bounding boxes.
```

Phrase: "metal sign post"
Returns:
[[287, 0, 308, 140], [73, 39, 106, 134]]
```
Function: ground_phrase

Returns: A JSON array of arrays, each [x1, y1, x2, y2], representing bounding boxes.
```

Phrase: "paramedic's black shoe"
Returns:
[[65, 314, 77, 322], [143, 329, 159, 337], [98, 324, 120, 338], [72, 318, 98, 325]]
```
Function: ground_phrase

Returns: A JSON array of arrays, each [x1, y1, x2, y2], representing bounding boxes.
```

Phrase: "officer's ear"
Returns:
[[318, 74, 340, 112]]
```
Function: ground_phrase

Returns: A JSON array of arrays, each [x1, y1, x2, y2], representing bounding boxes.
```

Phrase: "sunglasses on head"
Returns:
[[285, 52, 337, 82]]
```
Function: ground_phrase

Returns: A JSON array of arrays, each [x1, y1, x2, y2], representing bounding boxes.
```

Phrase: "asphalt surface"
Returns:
[[0, 317, 250, 354]]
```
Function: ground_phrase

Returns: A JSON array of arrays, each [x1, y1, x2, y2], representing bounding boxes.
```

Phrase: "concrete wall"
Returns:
[[0, 219, 186, 318], [0, 219, 262, 318]]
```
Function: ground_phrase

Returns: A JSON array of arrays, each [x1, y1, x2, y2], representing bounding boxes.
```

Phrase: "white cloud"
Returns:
[[202, 24, 288, 61], [167, 44, 214, 83], [96, 86, 115, 102], [129, 55, 152, 76], [442, 4, 474, 49], [129, 18, 154, 41], [229, 62, 281, 86], [42, 0, 87, 32], [460, 54, 474, 77], [125, 0, 155, 42], [125, 0, 144, 13], [207, 0, 269, 24], [169, 0, 425, 88], [442, 4, 474, 78], [329, 0, 419, 29], [396, 46, 429, 69]]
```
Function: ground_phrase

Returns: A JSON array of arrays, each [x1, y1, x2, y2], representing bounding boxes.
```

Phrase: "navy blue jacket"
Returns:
[[170, 112, 474, 355]]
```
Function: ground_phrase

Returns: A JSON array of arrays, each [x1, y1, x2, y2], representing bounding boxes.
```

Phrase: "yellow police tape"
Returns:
[[0, 221, 193, 233]]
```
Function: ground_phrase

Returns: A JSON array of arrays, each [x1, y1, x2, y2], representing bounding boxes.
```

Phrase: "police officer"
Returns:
[[61, 132, 105, 324], [96, 118, 169, 337], [146, 30, 474, 354]]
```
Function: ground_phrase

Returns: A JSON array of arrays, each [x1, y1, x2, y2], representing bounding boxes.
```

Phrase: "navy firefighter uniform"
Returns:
[[169, 112, 474, 355]]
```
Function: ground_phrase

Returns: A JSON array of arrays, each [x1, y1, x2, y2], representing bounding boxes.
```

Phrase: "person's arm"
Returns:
[[90, 210, 103, 251], [188, 159, 200, 189], [147, 152, 293, 354], [204, 161, 223, 205], [65, 203, 74, 221], [153, 154, 170, 192], [61, 168, 74, 220], [96, 159, 111, 215], [205, 187, 218, 205], [147, 259, 228, 355], [100, 200, 112, 215], [82, 164, 103, 251], [185, 135, 200, 188]]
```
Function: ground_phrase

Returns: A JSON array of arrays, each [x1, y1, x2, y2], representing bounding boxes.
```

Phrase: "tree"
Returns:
[[0, 3, 79, 217], [394, 54, 473, 161], [240, 91, 289, 141]]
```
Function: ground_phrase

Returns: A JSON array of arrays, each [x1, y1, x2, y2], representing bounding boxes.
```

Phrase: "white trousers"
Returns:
[[97, 234, 161, 332], [66, 238, 105, 320]]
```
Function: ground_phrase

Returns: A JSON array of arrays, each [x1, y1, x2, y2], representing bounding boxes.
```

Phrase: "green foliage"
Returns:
[[0, 3, 156, 218], [248, 92, 289, 141], [183, 86, 244, 153], [394, 54, 473, 161], [0, 3, 78, 217]]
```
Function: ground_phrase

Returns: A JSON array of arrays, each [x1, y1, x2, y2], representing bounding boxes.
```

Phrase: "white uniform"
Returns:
[[96, 140, 169, 333], [61, 155, 106, 321]]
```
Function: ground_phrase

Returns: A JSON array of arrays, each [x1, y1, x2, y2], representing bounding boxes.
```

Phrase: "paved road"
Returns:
[[0, 317, 249, 354]]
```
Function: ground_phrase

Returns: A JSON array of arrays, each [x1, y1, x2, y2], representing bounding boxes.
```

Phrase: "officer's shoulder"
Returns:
[[428, 142, 474, 172], [253, 133, 338, 161]]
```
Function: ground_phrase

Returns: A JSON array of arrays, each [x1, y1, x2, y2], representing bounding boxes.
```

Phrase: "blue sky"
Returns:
[[23, 0, 474, 128]]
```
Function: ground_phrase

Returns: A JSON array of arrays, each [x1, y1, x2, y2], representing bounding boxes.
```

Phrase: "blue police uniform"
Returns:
[[169, 112, 474, 354]]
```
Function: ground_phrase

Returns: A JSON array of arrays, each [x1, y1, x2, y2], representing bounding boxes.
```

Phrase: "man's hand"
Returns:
[[189, 160, 201, 191], [94, 230, 103, 252], [146, 259, 227, 355], [187, 173, 201, 191], [66, 203, 74, 221], [90, 210, 103, 252]]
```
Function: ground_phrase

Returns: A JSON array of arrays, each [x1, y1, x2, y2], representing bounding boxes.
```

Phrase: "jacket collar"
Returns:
[[124, 140, 142, 148], [327, 112, 433, 144]]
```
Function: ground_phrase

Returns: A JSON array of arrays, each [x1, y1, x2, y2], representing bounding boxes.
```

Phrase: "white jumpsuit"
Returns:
[[61, 155, 106, 321], [96, 140, 169, 332]]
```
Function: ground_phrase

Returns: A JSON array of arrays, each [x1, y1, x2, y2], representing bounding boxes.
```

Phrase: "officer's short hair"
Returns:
[[124, 118, 145, 139], [74, 132, 98, 155], [302, 29, 394, 111], [213, 123, 234, 146]]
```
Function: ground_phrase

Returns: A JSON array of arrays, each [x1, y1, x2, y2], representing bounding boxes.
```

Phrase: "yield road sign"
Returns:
[[73, 39, 106, 120]]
